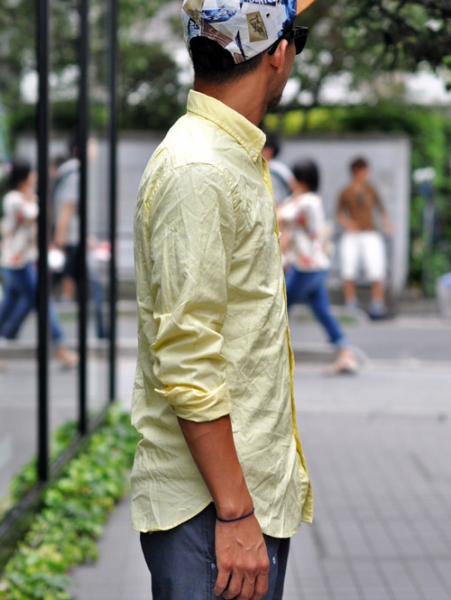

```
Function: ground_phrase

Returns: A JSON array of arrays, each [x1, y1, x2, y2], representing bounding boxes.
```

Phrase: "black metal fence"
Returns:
[[0, 0, 118, 569]]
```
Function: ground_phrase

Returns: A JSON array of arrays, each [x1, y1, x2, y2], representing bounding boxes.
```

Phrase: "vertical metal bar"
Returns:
[[108, 0, 118, 403], [36, 0, 50, 482], [78, 0, 89, 434]]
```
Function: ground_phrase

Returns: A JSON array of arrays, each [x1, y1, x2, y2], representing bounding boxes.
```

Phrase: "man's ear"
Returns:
[[267, 39, 290, 73]]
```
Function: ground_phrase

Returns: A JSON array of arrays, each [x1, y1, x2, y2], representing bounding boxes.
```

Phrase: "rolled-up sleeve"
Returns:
[[142, 163, 236, 422]]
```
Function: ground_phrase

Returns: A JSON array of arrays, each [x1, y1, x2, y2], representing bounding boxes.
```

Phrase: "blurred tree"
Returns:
[[1, 0, 449, 133], [119, 41, 184, 130], [286, 0, 451, 112], [0, 0, 184, 133], [0, 0, 35, 113], [347, 0, 451, 72]]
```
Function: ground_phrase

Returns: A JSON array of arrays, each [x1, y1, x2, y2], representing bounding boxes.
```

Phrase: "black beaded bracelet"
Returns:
[[216, 508, 255, 523]]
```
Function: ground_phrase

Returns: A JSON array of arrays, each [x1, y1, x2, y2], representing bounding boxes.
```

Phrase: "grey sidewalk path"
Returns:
[[2, 301, 451, 363], [68, 314, 451, 599], [2, 306, 450, 599]]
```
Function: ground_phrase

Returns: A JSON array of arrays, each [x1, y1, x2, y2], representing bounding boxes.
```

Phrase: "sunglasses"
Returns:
[[267, 26, 309, 56]]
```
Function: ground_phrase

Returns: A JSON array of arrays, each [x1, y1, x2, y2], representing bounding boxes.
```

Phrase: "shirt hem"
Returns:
[[132, 498, 213, 533], [132, 501, 311, 537]]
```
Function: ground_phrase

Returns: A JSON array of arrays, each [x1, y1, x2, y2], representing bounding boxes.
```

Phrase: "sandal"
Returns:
[[54, 347, 79, 369], [324, 349, 358, 375]]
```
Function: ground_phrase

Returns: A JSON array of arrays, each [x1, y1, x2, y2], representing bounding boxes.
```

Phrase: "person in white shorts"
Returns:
[[336, 157, 393, 318]]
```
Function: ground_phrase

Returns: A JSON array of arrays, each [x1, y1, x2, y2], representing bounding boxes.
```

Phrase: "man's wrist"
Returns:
[[215, 495, 254, 521], [216, 507, 255, 523]]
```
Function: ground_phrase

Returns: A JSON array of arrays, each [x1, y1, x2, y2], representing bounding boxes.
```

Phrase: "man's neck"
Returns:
[[351, 179, 367, 190], [194, 77, 268, 127]]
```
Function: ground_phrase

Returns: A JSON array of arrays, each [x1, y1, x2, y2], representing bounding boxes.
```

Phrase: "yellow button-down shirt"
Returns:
[[131, 90, 313, 538]]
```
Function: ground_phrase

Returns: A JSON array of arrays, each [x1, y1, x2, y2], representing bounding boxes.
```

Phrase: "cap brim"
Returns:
[[296, 0, 316, 15]]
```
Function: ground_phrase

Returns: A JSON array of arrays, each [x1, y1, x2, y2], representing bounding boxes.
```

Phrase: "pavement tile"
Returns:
[[406, 558, 451, 600], [335, 519, 372, 558], [4, 315, 451, 599], [360, 520, 399, 558], [379, 560, 425, 600], [385, 520, 426, 558], [435, 559, 451, 590], [287, 554, 331, 600], [351, 560, 392, 600], [411, 520, 450, 556], [321, 559, 362, 600], [311, 517, 343, 558]]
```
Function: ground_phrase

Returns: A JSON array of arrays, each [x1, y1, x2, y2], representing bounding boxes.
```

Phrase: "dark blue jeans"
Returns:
[[286, 268, 347, 348], [140, 504, 290, 600], [62, 244, 107, 339], [0, 264, 63, 343]]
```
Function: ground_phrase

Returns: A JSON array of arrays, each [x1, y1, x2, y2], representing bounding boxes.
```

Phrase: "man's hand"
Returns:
[[54, 202, 76, 248], [177, 415, 269, 599], [382, 214, 394, 236], [214, 515, 269, 600], [345, 219, 359, 232], [337, 210, 359, 233]]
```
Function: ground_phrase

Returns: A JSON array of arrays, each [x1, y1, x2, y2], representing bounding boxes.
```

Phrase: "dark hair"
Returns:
[[293, 159, 319, 192], [263, 131, 280, 158], [8, 157, 32, 190], [350, 157, 368, 173], [190, 37, 264, 84]]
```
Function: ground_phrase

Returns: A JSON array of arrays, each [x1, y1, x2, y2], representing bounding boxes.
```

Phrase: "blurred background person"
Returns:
[[336, 157, 393, 319], [0, 157, 78, 367], [0, 158, 37, 340], [52, 131, 108, 338], [278, 159, 358, 374], [262, 131, 295, 205]]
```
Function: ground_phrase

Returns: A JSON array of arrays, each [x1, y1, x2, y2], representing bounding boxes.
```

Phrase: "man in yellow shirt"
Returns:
[[132, 1, 315, 598]]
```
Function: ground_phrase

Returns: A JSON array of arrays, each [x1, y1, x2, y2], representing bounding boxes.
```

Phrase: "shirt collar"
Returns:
[[186, 90, 266, 163]]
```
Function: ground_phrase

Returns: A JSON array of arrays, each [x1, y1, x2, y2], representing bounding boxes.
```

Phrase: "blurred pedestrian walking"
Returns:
[[52, 132, 107, 338], [278, 159, 357, 374], [336, 157, 393, 319], [262, 131, 295, 204], [0, 157, 78, 367]]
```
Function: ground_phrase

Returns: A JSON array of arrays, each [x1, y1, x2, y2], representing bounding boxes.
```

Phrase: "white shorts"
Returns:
[[340, 231, 386, 282]]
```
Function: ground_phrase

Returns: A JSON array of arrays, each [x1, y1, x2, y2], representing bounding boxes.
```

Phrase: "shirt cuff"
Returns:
[[155, 381, 232, 422]]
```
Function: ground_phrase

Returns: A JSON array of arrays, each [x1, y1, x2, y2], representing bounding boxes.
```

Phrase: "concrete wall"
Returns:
[[17, 132, 411, 295]]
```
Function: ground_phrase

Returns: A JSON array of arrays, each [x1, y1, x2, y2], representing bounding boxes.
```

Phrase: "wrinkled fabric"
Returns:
[[131, 90, 313, 538]]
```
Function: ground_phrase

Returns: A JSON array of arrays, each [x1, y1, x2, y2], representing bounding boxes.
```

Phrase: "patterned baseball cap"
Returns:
[[182, 0, 316, 64]]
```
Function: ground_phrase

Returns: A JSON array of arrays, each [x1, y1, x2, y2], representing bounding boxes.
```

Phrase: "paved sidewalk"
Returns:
[[66, 311, 451, 600], [2, 305, 450, 599]]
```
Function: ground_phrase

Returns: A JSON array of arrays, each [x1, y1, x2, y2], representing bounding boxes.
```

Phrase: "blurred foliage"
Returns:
[[1, 0, 450, 137], [0, 0, 184, 138], [346, 0, 451, 73], [0, 405, 140, 599], [265, 103, 451, 293], [0, 0, 449, 289], [119, 41, 184, 130], [288, 0, 451, 109]]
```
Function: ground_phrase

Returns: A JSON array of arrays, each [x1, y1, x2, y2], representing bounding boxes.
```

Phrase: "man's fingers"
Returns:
[[215, 565, 268, 600], [214, 566, 231, 597], [222, 570, 245, 599], [237, 575, 257, 600], [251, 570, 269, 600], [214, 515, 269, 598]]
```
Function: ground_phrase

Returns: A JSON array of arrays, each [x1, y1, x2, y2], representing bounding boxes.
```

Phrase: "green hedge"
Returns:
[[0, 405, 140, 600], [5, 103, 109, 139]]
